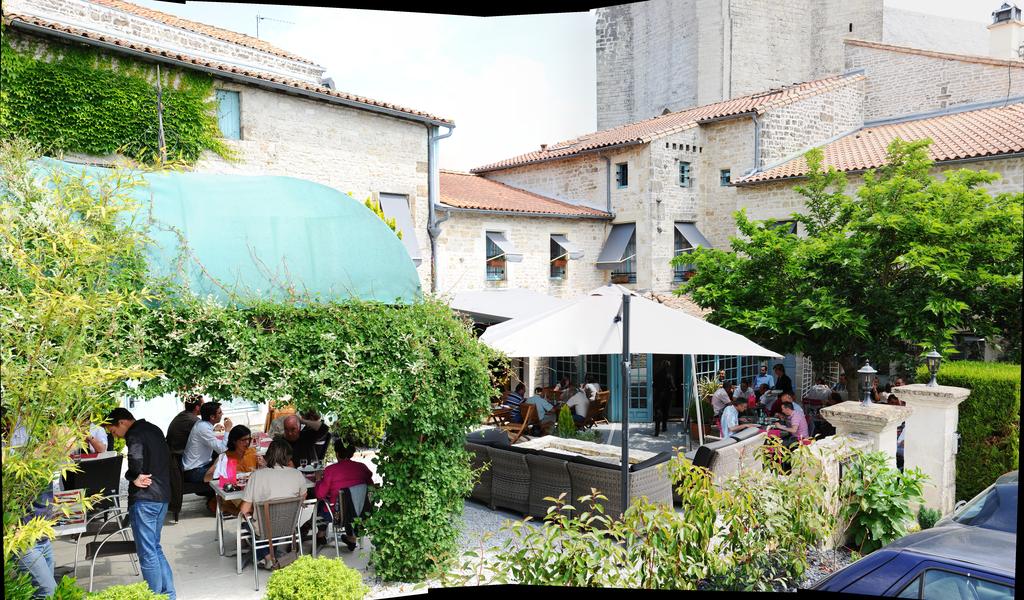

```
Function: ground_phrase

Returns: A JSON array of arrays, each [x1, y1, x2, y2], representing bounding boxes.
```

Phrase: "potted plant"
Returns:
[[610, 273, 631, 284], [551, 257, 568, 269]]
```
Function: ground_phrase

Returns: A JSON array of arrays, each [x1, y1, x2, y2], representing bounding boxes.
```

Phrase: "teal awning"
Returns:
[[41, 159, 422, 304]]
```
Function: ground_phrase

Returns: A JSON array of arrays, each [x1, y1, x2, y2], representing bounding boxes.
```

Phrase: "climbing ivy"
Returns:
[[0, 31, 230, 164], [135, 295, 500, 582]]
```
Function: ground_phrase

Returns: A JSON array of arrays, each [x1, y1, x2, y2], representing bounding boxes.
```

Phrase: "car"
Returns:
[[811, 471, 1017, 598]]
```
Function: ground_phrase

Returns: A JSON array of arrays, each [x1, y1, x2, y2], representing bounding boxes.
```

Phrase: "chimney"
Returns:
[[539, 143, 548, 152], [988, 3, 1024, 60]]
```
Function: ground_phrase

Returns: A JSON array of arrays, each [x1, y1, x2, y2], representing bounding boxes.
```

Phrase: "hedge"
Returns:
[[917, 361, 1021, 500]]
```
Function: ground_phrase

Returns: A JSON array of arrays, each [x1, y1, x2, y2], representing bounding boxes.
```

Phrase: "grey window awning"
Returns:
[[596, 223, 636, 269], [675, 222, 712, 249], [551, 234, 584, 260], [378, 193, 422, 266], [486, 231, 523, 262]]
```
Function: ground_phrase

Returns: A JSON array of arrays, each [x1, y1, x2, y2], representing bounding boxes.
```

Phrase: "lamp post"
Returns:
[[858, 360, 877, 406], [925, 349, 942, 387]]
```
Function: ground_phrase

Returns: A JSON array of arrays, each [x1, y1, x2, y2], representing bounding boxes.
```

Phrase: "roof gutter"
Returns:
[[435, 205, 613, 220], [9, 20, 453, 128], [734, 151, 1024, 187]]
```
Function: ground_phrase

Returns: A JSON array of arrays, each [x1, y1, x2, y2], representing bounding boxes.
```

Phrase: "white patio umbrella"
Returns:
[[479, 284, 781, 514]]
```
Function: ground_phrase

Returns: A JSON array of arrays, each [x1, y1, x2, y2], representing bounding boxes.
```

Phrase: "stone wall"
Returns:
[[6, 0, 325, 83], [648, 129, 703, 292], [845, 40, 1024, 121], [480, 153, 608, 212], [194, 79, 433, 290], [881, 7, 989, 57], [758, 78, 865, 166], [697, 117, 756, 250], [433, 212, 610, 299]]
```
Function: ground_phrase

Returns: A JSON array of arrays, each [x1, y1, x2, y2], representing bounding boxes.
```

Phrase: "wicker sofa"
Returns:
[[685, 428, 766, 486], [465, 429, 673, 519]]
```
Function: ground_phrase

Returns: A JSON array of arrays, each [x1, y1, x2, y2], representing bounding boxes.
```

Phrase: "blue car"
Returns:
[[811, 471, 1017, 598]]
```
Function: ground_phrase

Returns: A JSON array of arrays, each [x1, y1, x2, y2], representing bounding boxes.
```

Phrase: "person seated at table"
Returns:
[[711, 382, 734, 417], [776, 400, 809, 447], [281, 412, 329, 467], [805, 378, 832, 402], [166, 395, 203, 458], [71, 418, 109, 456], [732, 379, 755, 404], [583, 374, 601, 403], [313, 436, 374, 550], [753, 364, 775, 391], [182, 402, 230, 484], [719, 397, 757, 437], [831, 374, 848, 392], [566, 388, 590, 425], [203, 425, 263, 515], [770, 392, 802, 418], [503, 383, 527, 424], [772, 364, 794, 398], [754, 382, 771, 402], [554, 376, 577, 402], [238, 439, 308, 571]]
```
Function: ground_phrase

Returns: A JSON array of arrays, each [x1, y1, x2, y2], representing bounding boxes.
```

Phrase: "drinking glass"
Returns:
[[299, 459, 308, 469]]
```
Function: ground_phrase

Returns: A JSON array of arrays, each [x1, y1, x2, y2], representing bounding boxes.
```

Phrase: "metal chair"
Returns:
[[237, 495, 305, 591], [71, 493, 139, 592], [321, 484, 371, 556], [62, 454, 124, 516]]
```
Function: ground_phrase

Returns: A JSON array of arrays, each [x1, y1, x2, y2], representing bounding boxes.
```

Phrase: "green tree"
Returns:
[[1, 140, 159, 589], [674, 139, 1023, 399], [362, 196, 401, 239]]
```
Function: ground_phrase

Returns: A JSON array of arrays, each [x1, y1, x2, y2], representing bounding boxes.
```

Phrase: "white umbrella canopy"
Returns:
[[479, 285, 781, 359]]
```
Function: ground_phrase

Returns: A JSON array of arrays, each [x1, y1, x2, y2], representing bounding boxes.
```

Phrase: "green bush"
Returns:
[[918, 506, 941, 530], [556, 403, 576, 438], [917, 361, 1021, 500], [264, 556, 368, 600], [86, 583, 167, 599], [838, 451, 926, 554]]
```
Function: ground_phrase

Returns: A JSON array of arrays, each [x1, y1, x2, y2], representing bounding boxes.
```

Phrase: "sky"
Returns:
[[131, 1, 996, 171]]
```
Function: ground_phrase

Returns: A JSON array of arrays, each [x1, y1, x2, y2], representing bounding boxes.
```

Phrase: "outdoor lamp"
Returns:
[[925, 349, 942, 387], [857, 360, 877, 406]]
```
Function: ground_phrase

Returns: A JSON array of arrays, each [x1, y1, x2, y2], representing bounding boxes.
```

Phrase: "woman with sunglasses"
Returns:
[[204, 425, 263, 515]]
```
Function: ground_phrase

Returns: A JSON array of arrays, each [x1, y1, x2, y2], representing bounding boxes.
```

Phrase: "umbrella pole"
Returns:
[[692, 356, 704, 447], [620, 294, 630, 518]]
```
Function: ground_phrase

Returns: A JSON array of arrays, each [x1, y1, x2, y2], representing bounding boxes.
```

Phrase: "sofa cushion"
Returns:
[[569, 453, 621, 470], [466, 427, 510, 448], [730, 427, 761, 442], [630, 451, 673, 473], [691, 437, 737, 469]]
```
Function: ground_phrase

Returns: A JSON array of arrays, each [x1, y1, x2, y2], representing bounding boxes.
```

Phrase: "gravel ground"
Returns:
[[799, 546, 856, 590]]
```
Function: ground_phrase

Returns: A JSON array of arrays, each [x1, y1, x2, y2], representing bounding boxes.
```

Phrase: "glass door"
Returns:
[[609, 353, 653, 422]]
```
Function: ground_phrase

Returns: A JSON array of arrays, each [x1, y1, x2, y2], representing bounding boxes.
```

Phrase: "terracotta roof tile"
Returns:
[[737, 102, 1024, 184], [90, 0, 318, 66], [440, 171, 611, 218], [5, 12, 453, 125], [471, 73, 865, 173], [845, 38, 1024, 69]]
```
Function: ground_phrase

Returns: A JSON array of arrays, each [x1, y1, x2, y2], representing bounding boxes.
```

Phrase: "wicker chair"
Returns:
[[486, 446, 531, 514], [238, 495, 305, 591], [465, 442, 493, 506], [591, 391, 610, 426], [525, 454, 572, 519], [566, 459, 673, 518]]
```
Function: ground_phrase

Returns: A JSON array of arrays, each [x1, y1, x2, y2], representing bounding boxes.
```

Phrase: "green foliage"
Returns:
[[134, 296, 496, 582], [676, 139, 1024, 401], [838, 450, 926, 554], [442, 445, 833, 591], [0, 32, 229, 164], [3, 559, 36, 600], [51, 575, 86, 599], [86, 583, 167, 599], [555, 403, 576, 438], [916, 360, 1021, 500], [917, 506, 941, 530], [1, 140, 159, 566], [265, 556, 368, 600], [362, 196, 401, 239]]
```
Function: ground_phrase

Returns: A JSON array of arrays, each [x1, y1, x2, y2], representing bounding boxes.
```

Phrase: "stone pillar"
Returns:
[[893, 384, 971, 514], [820, 401, 913, 467]]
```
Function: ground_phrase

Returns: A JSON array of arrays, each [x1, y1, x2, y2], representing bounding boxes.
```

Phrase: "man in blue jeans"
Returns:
[[14, 485, 58, 598], [105, 407, 176, 600]]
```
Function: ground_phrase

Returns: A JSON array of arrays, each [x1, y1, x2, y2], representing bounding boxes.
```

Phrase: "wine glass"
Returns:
[[299, 459, 308, 469]]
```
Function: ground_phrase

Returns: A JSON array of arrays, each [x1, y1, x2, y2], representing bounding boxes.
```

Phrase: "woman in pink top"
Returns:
[[314, 437, 373, 550]]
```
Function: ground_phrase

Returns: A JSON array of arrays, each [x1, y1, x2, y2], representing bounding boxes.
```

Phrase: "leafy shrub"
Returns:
[[917, 506, 941, 530], [916, 361, 1020, 500], [555, 403, 576, 438], [442, 445, 833, 591], [3, 560, 36, 600], [838, 450, 926, 553], [86, 583, 167, 599], [265, 556, 368, 600]]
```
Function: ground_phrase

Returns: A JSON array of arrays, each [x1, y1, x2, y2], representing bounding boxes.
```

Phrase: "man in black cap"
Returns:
[[104, 407, 176, 600]]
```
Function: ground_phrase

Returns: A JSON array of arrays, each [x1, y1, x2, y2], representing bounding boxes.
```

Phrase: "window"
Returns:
[[610, 227, 637, 283], [485, 231, 506, 281], [616, 162, 629, 188], [774, 220, 798, 234], [379, 193, 421, 266], [720, 169, 731, 186], [550, 235, 567, 280], [550, 357, 577, 386], [679, 161, 692, 187], [215, 89, 241, 140], [584, 355, 609, 391], [898, 570, 1015, 600], [674, 227, 694, 283]]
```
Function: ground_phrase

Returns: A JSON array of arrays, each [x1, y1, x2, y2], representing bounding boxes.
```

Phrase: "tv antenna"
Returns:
[[256, 14, 294, 38]]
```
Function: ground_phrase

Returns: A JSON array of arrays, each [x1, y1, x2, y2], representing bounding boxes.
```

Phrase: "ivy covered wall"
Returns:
[[0, 30, 230, 164]]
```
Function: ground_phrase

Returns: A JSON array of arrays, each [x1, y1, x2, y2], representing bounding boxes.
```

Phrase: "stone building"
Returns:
[[3, 0, 452, 293], [595, 0, 1004, 130]]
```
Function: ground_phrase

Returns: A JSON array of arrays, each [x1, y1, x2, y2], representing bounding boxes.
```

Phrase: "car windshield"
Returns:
[[953, 485, 1017, 533]]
